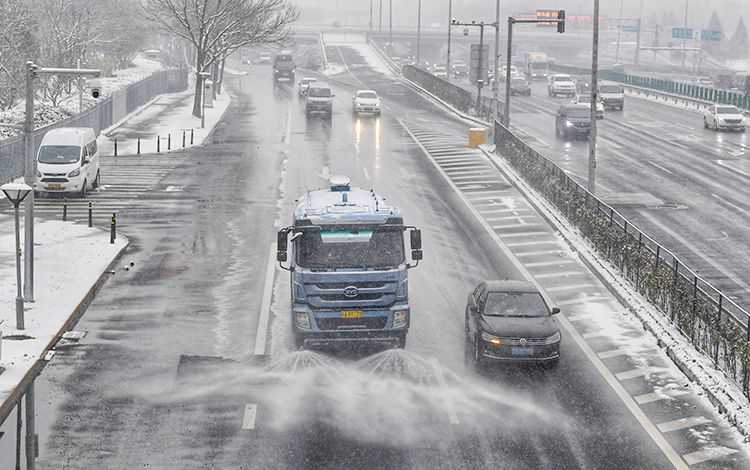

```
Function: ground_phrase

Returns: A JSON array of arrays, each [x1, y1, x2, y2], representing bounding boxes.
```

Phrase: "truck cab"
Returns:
[[277, 176, 423, 350]]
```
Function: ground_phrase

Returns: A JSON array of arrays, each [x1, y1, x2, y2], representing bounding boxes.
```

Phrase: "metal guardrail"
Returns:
[[0, 68, 189, 184], [493, 119, 750, 399], [551, 64, 750, 112]]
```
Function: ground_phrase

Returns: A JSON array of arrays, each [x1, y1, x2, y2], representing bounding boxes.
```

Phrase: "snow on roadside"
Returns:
[[0, 56, 164, 140], [481, 144, 750, 439], [0, 217, 128, 406]]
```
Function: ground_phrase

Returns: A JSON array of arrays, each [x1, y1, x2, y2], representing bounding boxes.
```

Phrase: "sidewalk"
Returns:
[[0, 217, 128, 421], [99, 87, 231, 156]]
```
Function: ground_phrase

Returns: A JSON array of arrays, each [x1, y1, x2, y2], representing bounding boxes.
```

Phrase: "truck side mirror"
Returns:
[[410, 229, 422, 251], [411, 249, 423, 261], [277, 229, 288, 262]]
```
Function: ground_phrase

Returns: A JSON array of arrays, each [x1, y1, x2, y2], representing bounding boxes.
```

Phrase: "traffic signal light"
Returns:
[[557, 10, 565, 34]]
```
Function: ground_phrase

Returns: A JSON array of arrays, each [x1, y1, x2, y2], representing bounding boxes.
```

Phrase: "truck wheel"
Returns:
[[293, 334, 305, 350], [396, 334, 407, 349]]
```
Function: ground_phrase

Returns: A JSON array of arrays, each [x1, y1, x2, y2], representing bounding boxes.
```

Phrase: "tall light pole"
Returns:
[[493, 0, 501, 124], [370, 0, 373, 31], [417, 0, 422, 64], [447, 0, 453, 79], [22, 62, 100, 303], [2, 183, 32, 330], [379, 0, 383, 32], [589, 0, 600, 193], [681, 0, 689, 69], [615, 0, 624, 63], [389, 0, 393, 48]]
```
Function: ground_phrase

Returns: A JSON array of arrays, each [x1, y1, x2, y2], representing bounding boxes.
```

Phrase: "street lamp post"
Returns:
[[2, 183, 32, 330], [416, 0, 422, 65], [22, 62, 101, 303], [589, 0, 600, 193], [447, 0, 452, 80], [450, 20, 497, 116]]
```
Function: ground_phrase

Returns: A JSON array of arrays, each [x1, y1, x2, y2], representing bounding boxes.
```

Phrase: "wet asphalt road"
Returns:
[[2, 47, 745, 469]]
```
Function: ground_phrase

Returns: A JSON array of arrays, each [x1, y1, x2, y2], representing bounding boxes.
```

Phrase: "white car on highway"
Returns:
[[548, 74, 577, 98], [703, 104, 746, 132], [573, 93, 605, 119], [352, 90, 382, 116], [298, 77, 316, 96]]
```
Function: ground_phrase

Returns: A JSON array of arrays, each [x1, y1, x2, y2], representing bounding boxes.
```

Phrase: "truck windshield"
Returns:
[[296, 227, 404, 269], [37, 145, 81, 164], [309, 87, 331, 98], [600, 85, 623, 93]]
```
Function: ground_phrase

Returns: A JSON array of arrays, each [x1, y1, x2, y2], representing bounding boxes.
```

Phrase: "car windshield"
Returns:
[[302, 79, 315, 85], [483, 292, 549, 317], [717, 106, 739, 114], [37, 145, 80, 164], [600, 85, 623, 93], [357, 92, 377, 99], [275, 54, 293, 62], [554, 76, 571, 82], [296, 227, 405, 269], [309, 87, 331, 98], [578, 93, 592, 101], [511, 78, 526, 85]]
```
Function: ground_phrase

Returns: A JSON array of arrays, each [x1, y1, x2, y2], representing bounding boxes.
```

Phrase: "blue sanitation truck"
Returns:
[[277, 176, 423, 349]]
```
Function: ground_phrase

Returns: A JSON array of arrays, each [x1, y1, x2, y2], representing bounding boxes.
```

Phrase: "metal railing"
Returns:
[[0, 68, 188, 183], [494, 119, 750, 399]]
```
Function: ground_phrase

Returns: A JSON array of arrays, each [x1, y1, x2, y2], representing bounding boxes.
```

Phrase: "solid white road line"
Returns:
[[499, 232, 551, 239], [254, 243, 277, 356], [657, 416, 711, 433], [616, 367, 662, 381], [242, 403, 258, 430], [546, 283, 600, 292], [582, 330, 610, 339], [597, 348, 629, 359], [557, 295, 613, 306], [635, 389, 690, 405], [682, 446, 738, 465], [524, 259, 577, 268], [505, 239, 559, 248], [533, 271, 587, 279]]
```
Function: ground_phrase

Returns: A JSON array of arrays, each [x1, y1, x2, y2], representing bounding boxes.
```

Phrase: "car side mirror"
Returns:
[[82, 158, 90, 165], [551, 307, 560, 315]]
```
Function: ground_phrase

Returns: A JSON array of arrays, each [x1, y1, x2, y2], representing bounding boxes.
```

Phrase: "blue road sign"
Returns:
[[701, 30, 721, 41], [672, 27, 693, 39]]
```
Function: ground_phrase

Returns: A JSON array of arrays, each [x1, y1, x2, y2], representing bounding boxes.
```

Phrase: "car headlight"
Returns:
[[543, 331, 561, 345], [392, 310, 409, 329], [565, 120, 574, 127], [67, 168, 80, 177], [294, 311, 311, 330], [481, 331, 502, 346], [36, 170, 42, 178]]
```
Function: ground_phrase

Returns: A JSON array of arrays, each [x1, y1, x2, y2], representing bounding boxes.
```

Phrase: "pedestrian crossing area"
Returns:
[[0, 154, 192, 227], [401, 121, 748, 469]]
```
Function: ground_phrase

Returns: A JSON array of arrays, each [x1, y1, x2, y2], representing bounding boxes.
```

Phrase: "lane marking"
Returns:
[[534, 271, 587, 279], [711, 192, 750, 219], [657, 416, 711, 433], [635, 389, 690, 405], [401, 119, 688, 470], [515, 250, 563, 257], [524, 259, 577, 268], [647, 160, 676, 176], [597, 348, 629, 359], [557, 295, 613, 306], [682, 446, 738, 465], [546, 283, 600, 292], [616, 367, 662, 381], [505, 240, 559, 248], [242, 403, 258, 430], [254, 243, 277, 356], [567, 313, 597, 322], [499, 231, 552, 239], [582, 330, 610, 339]]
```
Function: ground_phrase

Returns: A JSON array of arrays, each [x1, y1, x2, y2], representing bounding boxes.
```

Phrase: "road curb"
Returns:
[[477, 144, 750, 440], [0, 234, 131, 425]]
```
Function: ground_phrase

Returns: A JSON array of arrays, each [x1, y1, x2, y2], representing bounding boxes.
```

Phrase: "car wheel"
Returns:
[[703, 119, 708, 129], [92, 170, 100, 189], [545, 358, 559, 369], [79, 180, 87, 198], [473, 334, 484, 369]]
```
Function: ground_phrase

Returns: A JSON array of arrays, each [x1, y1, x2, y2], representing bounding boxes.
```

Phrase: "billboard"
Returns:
[[536, 9, 559, 27], [469, 44, 489, 84]]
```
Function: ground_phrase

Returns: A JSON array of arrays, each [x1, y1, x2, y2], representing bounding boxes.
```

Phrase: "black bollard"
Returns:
[[168, 133, 171, 151], [114, 138, 118, 157], [110, 213, 117, 244], [182, 130, 186, 148], [62, 199, 67, 221], [157, 136, 160, 153], [190, 129, 194, 145], [137, 137, 141, 154], [88, 201, 93, 227]]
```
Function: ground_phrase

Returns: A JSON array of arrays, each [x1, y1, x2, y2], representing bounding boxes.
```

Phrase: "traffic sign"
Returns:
[[672, 27, 693, 40], [622, 24, 640, 33], [701, 30, 721, 41], [469, 44, 489, 84]]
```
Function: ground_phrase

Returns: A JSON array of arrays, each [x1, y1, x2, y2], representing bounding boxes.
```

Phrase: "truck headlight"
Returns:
[[36, 169, 42, 178], [392, 310, 408, 329], [294, 312, 311, 330], [543, 331, 561, 345], [565, 120, 574, 127]]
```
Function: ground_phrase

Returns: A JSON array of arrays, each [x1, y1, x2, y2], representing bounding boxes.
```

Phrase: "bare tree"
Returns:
[[141, 0, 298, 117], [0, 0, 37, 110]]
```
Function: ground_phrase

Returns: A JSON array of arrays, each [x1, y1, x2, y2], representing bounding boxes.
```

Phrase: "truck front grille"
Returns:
[[317, 317, 388, 330], [320, 293, 383, 302]]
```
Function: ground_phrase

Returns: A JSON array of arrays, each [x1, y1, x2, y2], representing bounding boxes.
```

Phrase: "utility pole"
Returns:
[[493, 0, 501, 124], [681, 0, 689, 69], [589, 0, 600, 193], [634, 18, 642, 67], [447, 0, 452, 80], [615, 0, 624, 63], [77, 59, 83, 113], [389, 0, 393, 47], [379, 0, 383, 32], [477, 23, 485, 113], [25, 383, 35, 470], [417, 0, 422, 64], [370, 0, 373, 31], [504, 17, 513, 126]]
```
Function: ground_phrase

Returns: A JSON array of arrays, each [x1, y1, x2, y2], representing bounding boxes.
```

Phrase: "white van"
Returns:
[[34, 127, 100, 197]]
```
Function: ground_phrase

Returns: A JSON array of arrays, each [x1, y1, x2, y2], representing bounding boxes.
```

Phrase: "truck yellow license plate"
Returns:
[[341, 310, 363, 318]]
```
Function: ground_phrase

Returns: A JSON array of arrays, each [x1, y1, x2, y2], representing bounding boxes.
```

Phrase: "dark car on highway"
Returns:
[[465, 280, 561, 368], [510, 77, 531, 96], [556, 103, 592, 140]]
